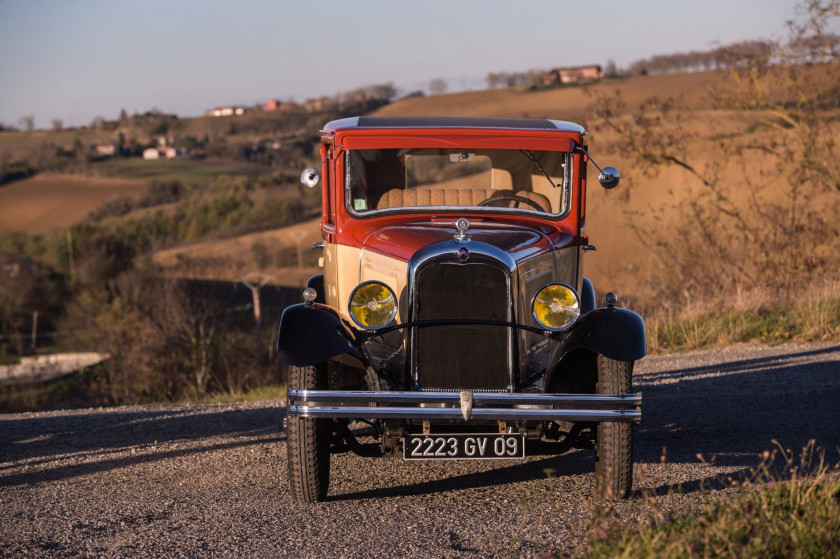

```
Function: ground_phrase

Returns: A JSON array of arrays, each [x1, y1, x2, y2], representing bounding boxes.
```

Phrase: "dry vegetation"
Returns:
[[579, 441, 840, 558], [152, 216, 323, 286]]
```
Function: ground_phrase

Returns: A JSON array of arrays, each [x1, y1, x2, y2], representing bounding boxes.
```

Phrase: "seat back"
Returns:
[[376, 188, 552, 213]]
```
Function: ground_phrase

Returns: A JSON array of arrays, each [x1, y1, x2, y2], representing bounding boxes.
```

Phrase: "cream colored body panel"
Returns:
[[323, 242, 408, 323]]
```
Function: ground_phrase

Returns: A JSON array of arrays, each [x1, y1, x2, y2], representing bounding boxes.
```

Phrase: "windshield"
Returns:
[[345, 148, 571, 217]]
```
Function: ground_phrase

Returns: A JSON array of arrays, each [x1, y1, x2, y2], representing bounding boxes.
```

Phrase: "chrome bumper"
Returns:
[[288, 390, 642, 423]]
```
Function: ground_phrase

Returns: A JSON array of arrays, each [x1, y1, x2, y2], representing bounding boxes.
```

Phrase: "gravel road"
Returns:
[[2, 342, 839, 557]]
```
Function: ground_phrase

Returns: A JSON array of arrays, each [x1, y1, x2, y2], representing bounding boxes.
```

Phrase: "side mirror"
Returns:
[[598, 167, 620, 189], [300, 168, 320, 188]]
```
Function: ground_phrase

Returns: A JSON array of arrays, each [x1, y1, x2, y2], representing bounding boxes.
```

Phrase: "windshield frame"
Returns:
[[342, 148, 574, 221]]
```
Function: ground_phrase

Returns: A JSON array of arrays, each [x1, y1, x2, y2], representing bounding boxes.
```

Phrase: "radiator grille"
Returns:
[[414, 261, 511, 389]]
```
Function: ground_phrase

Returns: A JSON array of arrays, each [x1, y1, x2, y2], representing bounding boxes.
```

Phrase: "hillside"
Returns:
[[143, 71, 763, 294], [374, 72, 718, 120], [2, 69, 830, 302], [152, 217, 323, 287], [0, 174, 145, 234]]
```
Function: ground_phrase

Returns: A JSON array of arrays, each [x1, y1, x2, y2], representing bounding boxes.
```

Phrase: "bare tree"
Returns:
[[51, 119, 63, 132], [429, 78, 448, 96], [19, 115, 34, 132], [368, 82, 397, 103]]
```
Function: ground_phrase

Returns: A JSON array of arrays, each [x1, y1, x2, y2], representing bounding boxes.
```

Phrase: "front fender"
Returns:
[[552, 307, 646, 363], [276, 304, 364, 367]]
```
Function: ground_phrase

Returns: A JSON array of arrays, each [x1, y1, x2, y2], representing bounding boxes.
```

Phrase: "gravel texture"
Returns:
[[1, 342, 839, 557]]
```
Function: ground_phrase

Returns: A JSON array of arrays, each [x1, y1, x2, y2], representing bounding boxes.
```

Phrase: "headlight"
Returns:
[[348, 281, 398, 329], [532, 283, 580, 331]]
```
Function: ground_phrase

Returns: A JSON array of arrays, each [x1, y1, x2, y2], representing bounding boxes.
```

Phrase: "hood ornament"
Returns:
[[454, 217, 470, 241]]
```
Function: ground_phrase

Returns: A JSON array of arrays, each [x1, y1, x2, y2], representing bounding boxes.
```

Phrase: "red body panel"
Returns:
[[342, 217, 577, 263]]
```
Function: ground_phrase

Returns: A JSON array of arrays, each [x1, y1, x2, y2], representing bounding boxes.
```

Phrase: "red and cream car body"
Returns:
[[277, 117, 644, 498]]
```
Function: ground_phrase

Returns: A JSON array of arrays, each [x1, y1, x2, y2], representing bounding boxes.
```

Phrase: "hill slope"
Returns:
[[0, 174, 145, 234], [374, 72, 718, 120]]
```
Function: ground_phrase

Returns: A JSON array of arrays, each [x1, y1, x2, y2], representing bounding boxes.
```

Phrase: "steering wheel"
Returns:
[[477, 194, 545, 211]]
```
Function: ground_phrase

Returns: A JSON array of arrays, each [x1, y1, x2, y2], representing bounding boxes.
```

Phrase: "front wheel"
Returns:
[[286, 364, 331, 503], [594, 356, 634, 499]]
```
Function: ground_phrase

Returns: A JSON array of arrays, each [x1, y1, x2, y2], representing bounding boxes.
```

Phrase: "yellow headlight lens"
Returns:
[[532, 283, 580, 331], [349, 282, 397, 329]]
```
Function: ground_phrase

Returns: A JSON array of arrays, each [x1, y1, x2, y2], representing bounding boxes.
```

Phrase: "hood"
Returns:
[[358, 219, 575, 263]]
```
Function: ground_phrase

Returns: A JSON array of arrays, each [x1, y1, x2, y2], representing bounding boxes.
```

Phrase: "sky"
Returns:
[[0, 0, 804, 129]]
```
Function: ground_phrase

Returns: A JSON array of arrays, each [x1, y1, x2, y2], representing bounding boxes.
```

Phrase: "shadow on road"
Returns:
[[0, 435, 285, 488], [329, 450, 592, 502], [633, 344, 840, 495]]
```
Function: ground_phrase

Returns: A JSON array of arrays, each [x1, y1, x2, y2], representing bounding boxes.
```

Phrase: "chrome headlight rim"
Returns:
[[531, 282, 581, 332], [347, 280, 398, 330]]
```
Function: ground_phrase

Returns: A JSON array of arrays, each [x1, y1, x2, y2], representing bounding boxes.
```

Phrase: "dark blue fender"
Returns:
[[580, 277, 596, 314], [552, 306, 646, 363], [306, 274, 326, 304], [276, 304, 364, 367]]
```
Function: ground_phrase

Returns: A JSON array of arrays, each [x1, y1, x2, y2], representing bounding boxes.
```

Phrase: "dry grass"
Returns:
[[152, 216, 323, 286], [645, 282, 840, 353], [580, 442, 840, 558]]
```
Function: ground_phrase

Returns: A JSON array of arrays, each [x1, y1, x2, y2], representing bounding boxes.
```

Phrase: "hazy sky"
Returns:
[[0, 0, 803, 128]]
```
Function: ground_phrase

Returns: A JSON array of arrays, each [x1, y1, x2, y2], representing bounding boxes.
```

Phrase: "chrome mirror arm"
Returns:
[[574, 145, 620, 189], [300, 144, 344, 188]]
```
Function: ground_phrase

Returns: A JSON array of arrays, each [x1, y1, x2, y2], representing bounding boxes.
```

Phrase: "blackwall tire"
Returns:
[[286, 364, 330, 503], [594, 356, 634, 500]]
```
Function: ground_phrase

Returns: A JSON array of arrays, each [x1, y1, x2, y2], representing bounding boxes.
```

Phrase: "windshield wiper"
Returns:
[[520, 150, 559, 188]]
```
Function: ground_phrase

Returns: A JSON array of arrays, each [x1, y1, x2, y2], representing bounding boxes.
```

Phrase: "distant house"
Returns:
[[93, 144, 117, 157], [541, 65, 603, 86], [163, 147, 186, 159], [303, 97, 330, 112], [143, 147, 187, 160], [559, 65, 603, 84], [264, 100, 291, 112], [209, 106, 245, 117]]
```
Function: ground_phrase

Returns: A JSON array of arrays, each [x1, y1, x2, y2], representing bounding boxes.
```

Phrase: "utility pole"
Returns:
[[237, 272, 276, 334], [285, 231, 308, 271], [30, 311, 38, 352], [66, 229, 75, 282]]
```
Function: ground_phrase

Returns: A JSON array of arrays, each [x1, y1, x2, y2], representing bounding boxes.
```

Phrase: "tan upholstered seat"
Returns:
[[377, 188, 551, 212], [512, 190, 552, 212]]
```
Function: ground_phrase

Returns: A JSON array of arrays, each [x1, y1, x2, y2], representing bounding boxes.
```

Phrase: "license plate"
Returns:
[[403, 434, 525, 460]]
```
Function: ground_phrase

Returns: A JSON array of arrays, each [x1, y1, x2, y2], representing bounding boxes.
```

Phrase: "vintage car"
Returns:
[[277, 116, 645, 503]]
